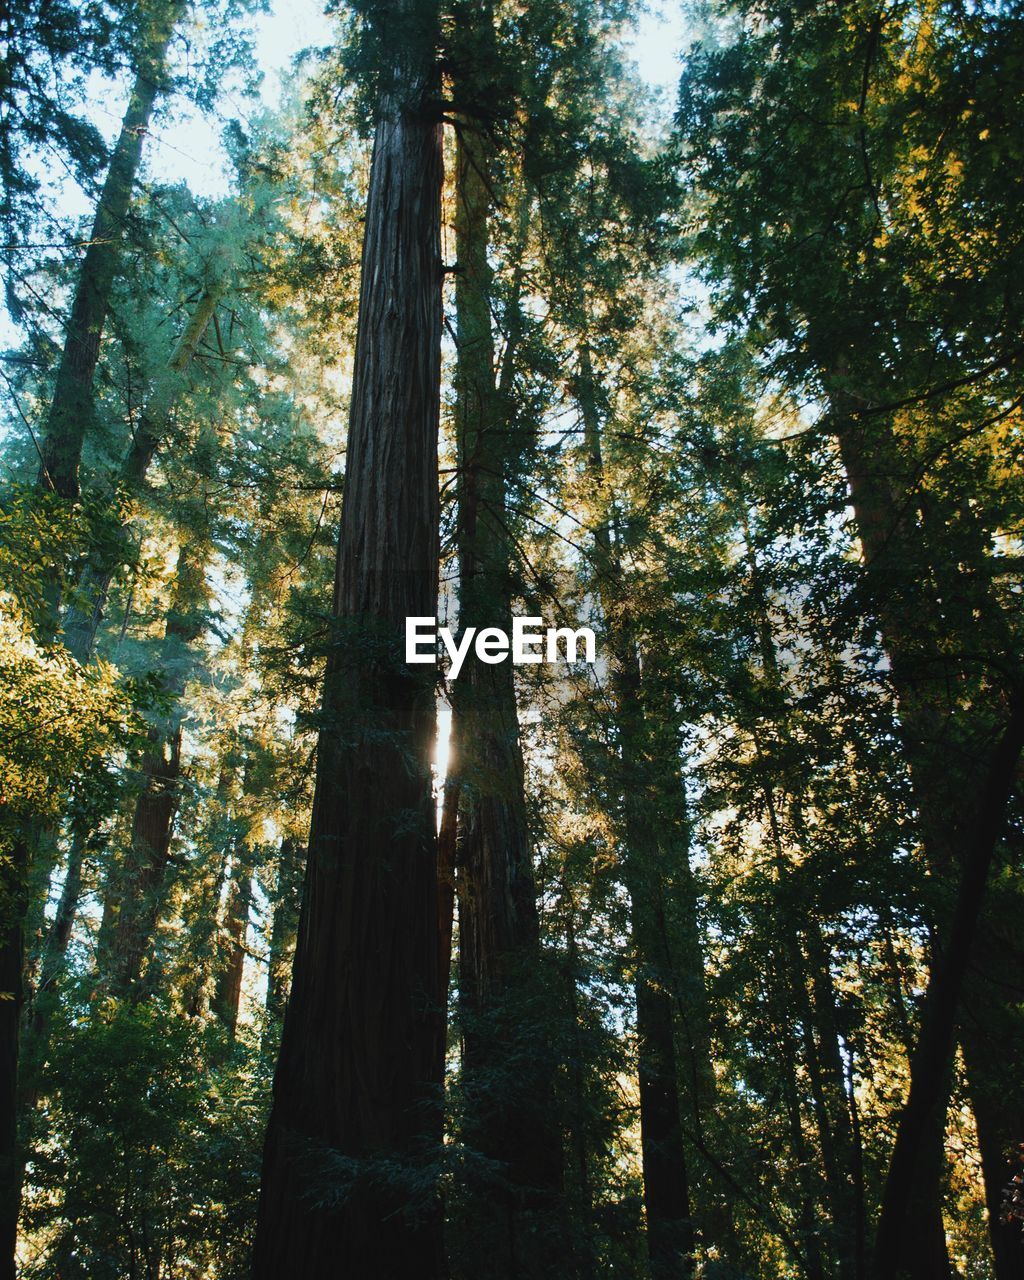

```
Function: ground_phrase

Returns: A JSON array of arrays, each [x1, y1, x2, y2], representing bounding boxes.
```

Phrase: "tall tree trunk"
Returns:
[[746, 543, 863, 1280], [767, 958, 828, 1280], [826, 383, 1024, 1279], [0, 15, 185, 1266], [805, 919, 868, 1280], [251, 7, 445, 1273], [62, 281, 222, 665], [959, 904, 1024, 1280], [576, 343, 697, 1279], [106, 537, 208, 996], [263, 836, 303, 1038], [212, 851, 253, 1039], [38, 0, 185, 503], [449, 87, 568, 1276], [0, 836, 28, 1280], [23, 284, 224, 1003], [558, 876, 598, 1280]]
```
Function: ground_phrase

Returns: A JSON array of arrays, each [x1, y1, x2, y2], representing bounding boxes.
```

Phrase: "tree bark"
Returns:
[[0, 836, 28, 1280], [263, 836, 303, 1037], [251, 8, 445, 1272], [448, 87, 569, 1276], [576, 342, 698, 1279], [212, 851, 253, 1039], [38, 0, 185, 502], [826, 383, 1024, 1280], [106, 537, 208, 996]]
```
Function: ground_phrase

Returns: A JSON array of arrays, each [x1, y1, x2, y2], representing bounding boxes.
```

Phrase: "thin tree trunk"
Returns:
[[449, 86, 568, 1275], [212, 853, 253, 1039], [62, 282, 222, 664], [962, 1014, 1024, 1280], [107, 538, 208, 995], [436, 772, 459, 1014], [251, 6, 445, 1271], [576, 342, 697, 1279], [38, 0, 185, 502], [745, 543, 863, 1280], [35, 827, 86, 1003], [0, 16, 185, 1266], [805, 919, 867, 1280], [826, 381, 1024, 1278], [0, 836, 28, 1280], [559, 878, 598, 1280], [263, 837, 303, 1037], [873, 700, 1024, 1278], [765, 960, 828, 1280], [957, 893, 1024, 1280]]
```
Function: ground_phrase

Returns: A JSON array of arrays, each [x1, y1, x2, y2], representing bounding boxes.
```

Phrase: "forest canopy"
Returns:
[[0, 0, 1022, 1278]]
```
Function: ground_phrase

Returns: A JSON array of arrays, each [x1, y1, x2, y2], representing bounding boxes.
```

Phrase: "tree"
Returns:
[[676, 4, 1024, 1273], [252, 1, 447, 1272]]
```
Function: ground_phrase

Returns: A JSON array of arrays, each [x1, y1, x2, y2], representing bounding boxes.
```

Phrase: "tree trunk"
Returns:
[[873, 748, 1024, 1280], [827, 384, 1024, 1279], [766, 959, 828, 1280], [0, 836, 28, 1280], [21, 284, 225, 1018], [449, 88, 568, 1276], [251, 8, 445, 1272], [575, 342, 697, 1279], [38, 0, 185, 503], [745, 550, 864, 1280], [212, 852, 253, 1039], [0, 15, 185, 1264], [106, 537, 208, 995], [805, 919, 868, 1280], [62, 282, 222, 664], [959, 900, 1024, 1280], [263, 836, 303, 1037]]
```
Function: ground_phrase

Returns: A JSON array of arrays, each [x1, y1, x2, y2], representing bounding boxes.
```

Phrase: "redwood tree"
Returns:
[[251, 1, 447, 1272]]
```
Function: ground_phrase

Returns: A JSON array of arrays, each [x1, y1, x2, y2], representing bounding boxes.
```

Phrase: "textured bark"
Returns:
[[263, 837, 303, 1035], [958, 894, 1024, 1280], [212, 853, 253, 1039], [251, 10, 445, 1273], [107, 538, 208, 996], [449, 91, 568, 1276], [38, 0, 185, 502], [0, 836, 28, 1280]]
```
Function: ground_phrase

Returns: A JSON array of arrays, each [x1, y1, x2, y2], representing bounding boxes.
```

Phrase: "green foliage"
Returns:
[[22, 997, 264, 1279], [0, 0, 1019, 1276]]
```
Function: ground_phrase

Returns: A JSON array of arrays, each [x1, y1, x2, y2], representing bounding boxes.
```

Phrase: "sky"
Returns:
[[138, 0, 689, 199], [4, 0, 690, 775]]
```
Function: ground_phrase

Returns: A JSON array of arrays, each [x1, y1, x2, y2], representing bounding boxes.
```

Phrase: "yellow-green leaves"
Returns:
[[0, 594, 136, 825]]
